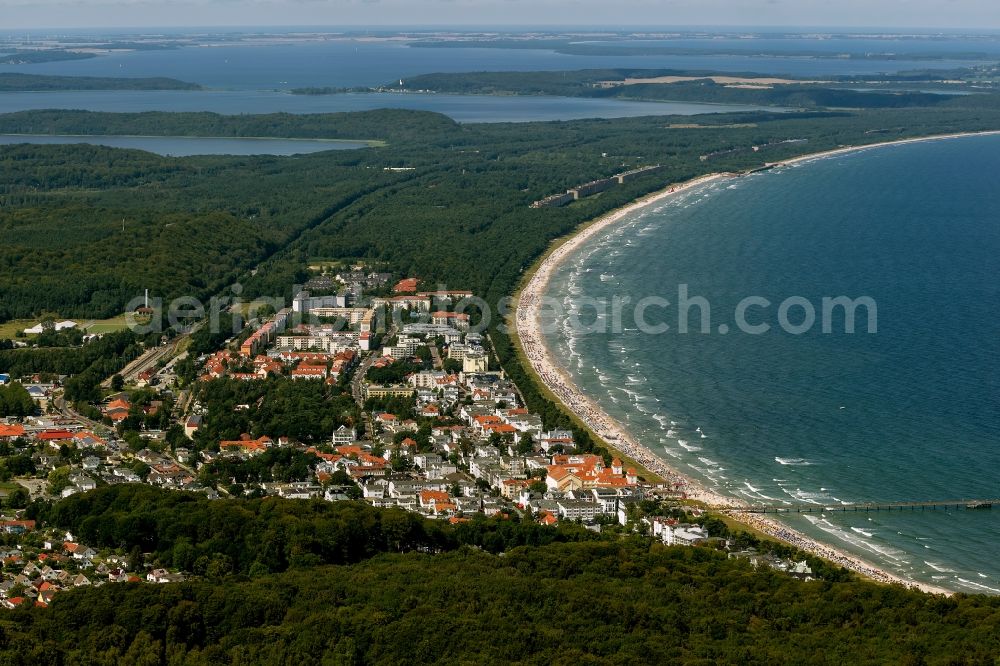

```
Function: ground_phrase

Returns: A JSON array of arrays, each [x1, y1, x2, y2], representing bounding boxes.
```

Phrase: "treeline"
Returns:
[[0, 329, 139, 377], [411, 39, 998, 61], [0, 108, 458, 142], [0, 73, 201, 92], [6, 488, 1000, 663], [398, 68, 980, 109], [0, 49, 95, 65], [0, 330, 142, 401], [29, 485, 599, 576]]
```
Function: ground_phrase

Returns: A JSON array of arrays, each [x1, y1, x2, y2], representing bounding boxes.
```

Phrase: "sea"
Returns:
[[541, 134, 1000, 593]]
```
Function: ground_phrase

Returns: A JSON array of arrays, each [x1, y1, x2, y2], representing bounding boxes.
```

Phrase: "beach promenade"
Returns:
[[511, 135, 1000, 595]]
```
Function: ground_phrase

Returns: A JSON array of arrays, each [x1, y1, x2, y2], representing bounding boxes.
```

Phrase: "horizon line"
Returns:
[[4, 24, 1000, 33]]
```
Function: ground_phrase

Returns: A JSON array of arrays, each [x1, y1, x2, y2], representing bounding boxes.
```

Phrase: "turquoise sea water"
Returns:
[[543, 135, 1000, 592]]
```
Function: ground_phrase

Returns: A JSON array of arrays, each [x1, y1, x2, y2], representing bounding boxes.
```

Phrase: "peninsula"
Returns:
[[0, 73, 202, 92]]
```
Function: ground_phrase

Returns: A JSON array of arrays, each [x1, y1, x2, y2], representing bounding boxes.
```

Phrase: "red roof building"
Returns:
[[37, 429, 75, 442], [0, 423, 26, 439], [393, 278, 419, 294], [219, 434, 273, 455]]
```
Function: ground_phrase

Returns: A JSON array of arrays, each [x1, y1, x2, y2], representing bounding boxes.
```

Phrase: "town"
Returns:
[[0, 265, 813, 608]]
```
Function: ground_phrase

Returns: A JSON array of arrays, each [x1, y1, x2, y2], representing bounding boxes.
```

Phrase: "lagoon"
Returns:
[[0, 89, 791, 123]]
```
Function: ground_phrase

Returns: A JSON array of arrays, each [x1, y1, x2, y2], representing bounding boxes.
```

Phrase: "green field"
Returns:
[[81, 314, 132, 334], [0, 320, 34, 339]]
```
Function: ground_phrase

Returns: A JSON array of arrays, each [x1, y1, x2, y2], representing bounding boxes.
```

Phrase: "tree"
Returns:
[[111, 374, 125, 391], [132, 461, 151, 481], [5, 486, 29, 509], [529, 480, 548, 495], [128, 545, 144, 573], [0, 382, 35, 417], [389, 450, 412, 472], [47, 467, 71, 495], [124, 431, 144, 453], [206, 554, 233, 580], [249, 560, 270, 579]]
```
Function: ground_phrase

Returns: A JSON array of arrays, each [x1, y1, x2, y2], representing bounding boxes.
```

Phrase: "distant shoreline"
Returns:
[[0, 132, 378, 145], [514, 130, 1000, 595]]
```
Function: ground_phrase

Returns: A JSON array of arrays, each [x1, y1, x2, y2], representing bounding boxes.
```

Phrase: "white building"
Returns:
[[332, 425, 356, 446], [24, 320, 77, 335], [292, 291, 347, 313], [463, 352, 489, 373]]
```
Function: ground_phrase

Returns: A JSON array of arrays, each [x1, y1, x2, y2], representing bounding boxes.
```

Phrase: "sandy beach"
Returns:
[[513, 131, 1000, 595]]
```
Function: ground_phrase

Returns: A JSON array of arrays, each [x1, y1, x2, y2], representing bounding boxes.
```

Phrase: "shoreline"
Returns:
[[514, 130, 1000, 596]]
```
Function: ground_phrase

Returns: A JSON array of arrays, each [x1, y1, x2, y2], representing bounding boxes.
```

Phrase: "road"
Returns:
[[351, 353, 377, 407], [350, 325, 394, 440], [429, 344, 443, 370], [351, 325, 395, 407], [52, 394, 111, 435]]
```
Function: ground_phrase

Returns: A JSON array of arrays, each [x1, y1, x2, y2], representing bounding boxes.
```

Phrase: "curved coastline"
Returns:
[[514, 131, 1000, 595]]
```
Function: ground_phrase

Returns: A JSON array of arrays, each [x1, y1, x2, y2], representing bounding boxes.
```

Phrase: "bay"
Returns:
[[544, 134, 1000, 592]]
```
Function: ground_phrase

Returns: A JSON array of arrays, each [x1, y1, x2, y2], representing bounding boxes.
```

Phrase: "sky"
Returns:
[[2, 0, 999, 31]]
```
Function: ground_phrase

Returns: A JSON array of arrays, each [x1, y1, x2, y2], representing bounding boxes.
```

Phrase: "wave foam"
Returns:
[[775, 457, 816, 466]]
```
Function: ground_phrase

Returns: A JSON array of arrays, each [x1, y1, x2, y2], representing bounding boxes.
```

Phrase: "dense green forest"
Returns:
[[1, 486, 999, 664], [0, 73, 201, 92], [0, 136, 408, 318]]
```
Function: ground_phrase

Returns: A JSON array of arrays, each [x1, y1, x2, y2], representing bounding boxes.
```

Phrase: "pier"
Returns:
[[729, 499, 996, 514]]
